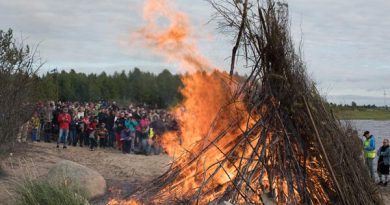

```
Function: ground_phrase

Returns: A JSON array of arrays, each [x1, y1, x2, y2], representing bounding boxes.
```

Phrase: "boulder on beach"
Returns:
[[46, 160, 106, 200]]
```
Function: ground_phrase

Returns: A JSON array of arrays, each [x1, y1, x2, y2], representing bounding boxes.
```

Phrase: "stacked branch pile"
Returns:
[[130, 1, 382, 204]]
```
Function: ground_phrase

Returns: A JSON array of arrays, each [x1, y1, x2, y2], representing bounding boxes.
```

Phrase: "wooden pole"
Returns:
[[303, 96, 348, 205]]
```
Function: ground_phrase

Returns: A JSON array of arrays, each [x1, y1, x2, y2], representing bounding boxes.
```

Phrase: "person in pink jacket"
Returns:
[[138, 114, 150, 154]]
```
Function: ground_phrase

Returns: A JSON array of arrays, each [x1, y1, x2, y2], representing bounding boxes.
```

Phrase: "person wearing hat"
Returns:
[[363, 131, 376, 181]]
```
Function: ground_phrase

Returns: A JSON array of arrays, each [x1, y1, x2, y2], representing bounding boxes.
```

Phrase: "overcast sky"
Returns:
[[0, 0, 389, 105]]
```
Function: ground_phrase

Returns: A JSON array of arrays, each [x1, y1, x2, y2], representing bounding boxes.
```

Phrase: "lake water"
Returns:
[[348, 120, 390, 180], [349, 120, 390, 147]]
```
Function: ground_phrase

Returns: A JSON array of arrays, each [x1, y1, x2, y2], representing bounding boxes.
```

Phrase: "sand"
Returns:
[[1, 142, 390, 205], [0, 142, 171, 205]]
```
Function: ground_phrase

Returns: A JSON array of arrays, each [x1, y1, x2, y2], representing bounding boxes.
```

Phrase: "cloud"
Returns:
[[289, 0, 390, 100], [0, 0, 389, 104]]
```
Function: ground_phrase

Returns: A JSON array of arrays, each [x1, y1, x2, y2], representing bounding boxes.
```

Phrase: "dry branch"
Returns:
[[128, 0, 382, 204]]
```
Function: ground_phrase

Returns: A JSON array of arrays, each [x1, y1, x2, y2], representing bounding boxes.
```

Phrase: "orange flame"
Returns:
[[133, 1, 260, 204], [134, 0, 244, 160], [111, 0, 335, 204], [107, 199, 141, 205], [135, 0, 214, 72], [126, 0, 253, 203]]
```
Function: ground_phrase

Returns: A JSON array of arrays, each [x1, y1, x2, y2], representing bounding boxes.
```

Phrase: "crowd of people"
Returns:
[[363, 131, 390, 186], [17, 101, 179, 155]]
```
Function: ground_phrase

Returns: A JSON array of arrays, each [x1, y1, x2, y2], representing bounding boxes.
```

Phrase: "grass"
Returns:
[[2, 151, 88, 205], [16, 180, 87, 205], [334, 109, 390, 120]]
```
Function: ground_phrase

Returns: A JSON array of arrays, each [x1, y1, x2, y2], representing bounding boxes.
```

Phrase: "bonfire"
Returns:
[[110, 0, 382, 204]]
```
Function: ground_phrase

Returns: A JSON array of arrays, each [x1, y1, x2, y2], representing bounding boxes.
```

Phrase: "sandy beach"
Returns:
[[1, 142, 390, 205]]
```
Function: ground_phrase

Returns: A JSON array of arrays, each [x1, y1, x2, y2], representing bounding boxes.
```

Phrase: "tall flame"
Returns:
[[133, 0, 245, 158], [109, 0, 334, 204], [109, 0, 244, 203]]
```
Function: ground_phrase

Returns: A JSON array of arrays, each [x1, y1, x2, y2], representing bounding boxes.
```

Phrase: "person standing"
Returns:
[[88, 118, 98, 151], [30, 112, 40, 143], [42, 102, 53, 142], [377, 139, 390, 186], [57, 107, 71, 149], [96, 123, 108, 148], [120, 127, 131, 154], [150, 115, 165, 155], [106, 110, 116, 148], [82, 114, 91, 146], [363, 131, 376, 181], [139, 114, 151, 155], [77, 117, 86, 147], [69, 115, 79, 146], [125, 114, 138, 153], [52, 104, 61, 139], [114, 112, 126, 150]]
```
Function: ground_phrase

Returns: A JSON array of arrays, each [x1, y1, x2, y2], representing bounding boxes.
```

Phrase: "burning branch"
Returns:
[[112, 0, 383, 204]]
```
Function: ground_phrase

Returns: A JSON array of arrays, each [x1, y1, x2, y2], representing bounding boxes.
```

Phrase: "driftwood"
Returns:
[[128, 0, 382, 204]]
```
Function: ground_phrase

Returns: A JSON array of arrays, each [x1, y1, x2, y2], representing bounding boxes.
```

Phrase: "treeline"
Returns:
[[328, 102, 390, 112], [329, 102, 379, 109], [36, 68, 183, 108]]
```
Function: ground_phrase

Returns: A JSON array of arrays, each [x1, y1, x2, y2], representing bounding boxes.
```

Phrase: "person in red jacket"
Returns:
[[88, 118, 98, 150], [57, 107, 71, 149]]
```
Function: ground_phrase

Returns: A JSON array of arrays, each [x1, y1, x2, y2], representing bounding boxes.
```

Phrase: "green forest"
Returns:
[[35, 68, 183, 108]]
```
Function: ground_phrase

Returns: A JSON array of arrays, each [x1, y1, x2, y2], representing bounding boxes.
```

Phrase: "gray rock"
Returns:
[[46, 160, 106, 200]]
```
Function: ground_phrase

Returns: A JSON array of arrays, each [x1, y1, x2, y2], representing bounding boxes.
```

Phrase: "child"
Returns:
[[96, 123, 108, 148], [120, 127, 131, 154]]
